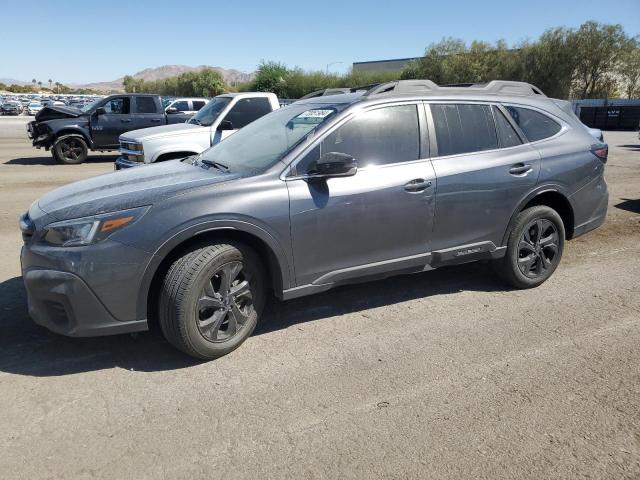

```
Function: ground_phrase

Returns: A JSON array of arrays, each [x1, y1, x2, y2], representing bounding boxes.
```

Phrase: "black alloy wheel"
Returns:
[[517, 219, 560, 278], [197, 261, 254, 342]]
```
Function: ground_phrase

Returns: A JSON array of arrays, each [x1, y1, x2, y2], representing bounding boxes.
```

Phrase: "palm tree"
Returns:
[[37, 81, 42, 91], [48, 78, 52, 90], [31, 78, 36, 91], [55, 82, 61, 94]]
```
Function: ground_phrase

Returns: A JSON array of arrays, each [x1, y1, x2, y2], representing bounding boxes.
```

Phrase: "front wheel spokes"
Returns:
[[219, 262, 242, 294], [198, 309, 227, 341]]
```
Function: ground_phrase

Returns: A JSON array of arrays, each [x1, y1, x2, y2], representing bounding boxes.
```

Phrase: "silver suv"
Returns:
[[20, 80, 609, 359]]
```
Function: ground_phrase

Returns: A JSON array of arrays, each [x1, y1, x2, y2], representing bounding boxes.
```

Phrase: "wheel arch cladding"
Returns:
[[523, 191, 575, 239], [55, 129, 92, 148], [502, 190, 575, 245], [143, 228, 284, 331]]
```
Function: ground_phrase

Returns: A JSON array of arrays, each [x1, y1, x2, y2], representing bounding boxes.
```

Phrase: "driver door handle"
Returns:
[[120, 119, 131, 123], [404, 178, 432, 192]]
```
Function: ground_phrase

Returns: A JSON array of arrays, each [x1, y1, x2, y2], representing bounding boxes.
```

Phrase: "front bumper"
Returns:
[[20, 233, 152, 337], [27, 121, 53, 148], [115, 156, 144, 170], [22, 268, 147, 337]]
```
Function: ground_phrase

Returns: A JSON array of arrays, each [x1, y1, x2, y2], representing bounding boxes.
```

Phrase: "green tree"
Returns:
[[571, 21, 632, 98], [617, 40, 640, 98], [252, 61, 290, 97], [518, 28, 577, 98]]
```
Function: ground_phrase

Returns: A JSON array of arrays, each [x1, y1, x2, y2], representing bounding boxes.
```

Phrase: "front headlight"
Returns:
[[42, 206, 149, 247]]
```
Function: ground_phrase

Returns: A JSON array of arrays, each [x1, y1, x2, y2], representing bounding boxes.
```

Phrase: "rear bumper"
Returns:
[[572, 177, 609, 239], [22, 268, 148, 337]]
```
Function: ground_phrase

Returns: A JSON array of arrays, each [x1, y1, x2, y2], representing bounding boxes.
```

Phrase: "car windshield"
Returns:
[[80, 98, 102, 113], [188, 97, 231, 126], [197, 102, 342, 173]]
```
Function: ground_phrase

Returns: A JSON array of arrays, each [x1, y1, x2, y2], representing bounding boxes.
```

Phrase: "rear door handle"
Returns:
[[404, 178, 432, 192], [509, 163, 532, 175], [151, 118, 161, 122], [120, 119, 131, 123]]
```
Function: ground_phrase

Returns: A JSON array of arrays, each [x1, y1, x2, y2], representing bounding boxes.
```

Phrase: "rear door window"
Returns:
[[492, 106, 522, 148], [504, 106, 561, 142], [192, 100, 206, 111], [431, 103, 497, 156], [134, 96, 158, 114]]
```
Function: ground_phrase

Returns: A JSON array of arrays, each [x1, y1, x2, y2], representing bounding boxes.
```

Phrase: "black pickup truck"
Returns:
[[27, 94, 192, 164]]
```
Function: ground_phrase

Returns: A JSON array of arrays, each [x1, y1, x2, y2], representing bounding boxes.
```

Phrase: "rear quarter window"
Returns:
[[505, 106, 561, 142]]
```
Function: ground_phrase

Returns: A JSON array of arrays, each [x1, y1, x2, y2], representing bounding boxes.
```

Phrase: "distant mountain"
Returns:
[[0, 78, 32, 86], [76, 65, 255, 92]]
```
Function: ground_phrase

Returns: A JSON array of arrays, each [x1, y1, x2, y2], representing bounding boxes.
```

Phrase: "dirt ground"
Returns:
[[0, 116, 639, 479]]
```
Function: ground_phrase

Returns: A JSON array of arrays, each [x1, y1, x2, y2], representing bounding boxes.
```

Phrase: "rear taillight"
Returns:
[[591, 145, 608, 163]]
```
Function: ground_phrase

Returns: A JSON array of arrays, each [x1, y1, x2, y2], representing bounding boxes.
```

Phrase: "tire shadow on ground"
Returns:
[[0, 262, 509, 377], [4, 155, 119, 166], [614, 198, 640, 214]]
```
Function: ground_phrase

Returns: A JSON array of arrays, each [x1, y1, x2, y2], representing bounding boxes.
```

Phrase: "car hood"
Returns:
[[37, 160, 240, 221], [34, 104, 84, 122], [122, 123, 206, 142]]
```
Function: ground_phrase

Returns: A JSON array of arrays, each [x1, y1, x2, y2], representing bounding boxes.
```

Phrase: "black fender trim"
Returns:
[[135, 220, 292, 320], [51, 126, 94, 149], [500, 184, 576, 246]]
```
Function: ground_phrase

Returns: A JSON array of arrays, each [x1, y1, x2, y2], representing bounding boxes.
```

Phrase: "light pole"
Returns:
[[326, 61, 343, 74]]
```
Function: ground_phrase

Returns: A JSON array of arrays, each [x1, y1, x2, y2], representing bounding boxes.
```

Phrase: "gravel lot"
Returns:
[[0, 115, 639, 479]]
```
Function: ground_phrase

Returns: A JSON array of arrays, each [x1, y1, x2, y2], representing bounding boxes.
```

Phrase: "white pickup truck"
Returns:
[[115, 92, 280, 169]]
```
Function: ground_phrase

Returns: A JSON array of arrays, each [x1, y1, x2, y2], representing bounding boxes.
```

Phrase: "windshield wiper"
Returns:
[[190, 118, 202, 125], [200, 159, 229, 171]]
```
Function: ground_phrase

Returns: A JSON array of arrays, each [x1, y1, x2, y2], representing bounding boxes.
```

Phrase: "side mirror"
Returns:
[[217, 120, 234, 131], [95, 107, 106, 115], [313, 152, 357, 178], [166, 107, 179, 114]]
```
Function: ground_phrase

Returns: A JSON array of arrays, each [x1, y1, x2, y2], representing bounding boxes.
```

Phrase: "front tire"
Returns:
[[494, 206, 565, 289], [159, 243, 266, 360], [52, 134, 88, 164]]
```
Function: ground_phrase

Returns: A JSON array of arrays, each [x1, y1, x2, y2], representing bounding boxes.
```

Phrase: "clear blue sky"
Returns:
[[2, 0, 638, 84]]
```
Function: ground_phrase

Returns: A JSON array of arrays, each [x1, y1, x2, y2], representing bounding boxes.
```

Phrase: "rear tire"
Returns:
[[493, 206, 565, 289], [159, 243, 266, 360], [52, 134, 88, 165]]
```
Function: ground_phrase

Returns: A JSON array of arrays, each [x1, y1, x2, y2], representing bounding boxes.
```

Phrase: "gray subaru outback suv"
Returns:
[[20, 80, 609, 359]]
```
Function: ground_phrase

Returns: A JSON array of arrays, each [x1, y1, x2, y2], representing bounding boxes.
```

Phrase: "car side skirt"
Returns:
[[282, 242, 506, 301]]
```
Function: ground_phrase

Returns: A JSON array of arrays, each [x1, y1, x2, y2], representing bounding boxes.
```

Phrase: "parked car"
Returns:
[[164, 97, 209, 115], [115, 92, 278, 169], [19, 80, 609, 360], [26, 102, 43, 116], [27, 94, 194, 164], [1, 101, 22, 115]]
